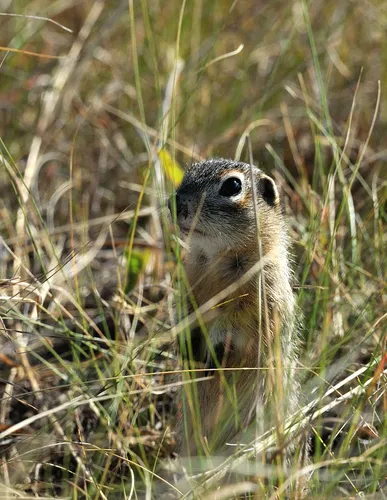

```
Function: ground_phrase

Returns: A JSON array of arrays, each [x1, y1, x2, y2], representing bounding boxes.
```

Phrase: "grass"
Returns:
[[0, 0, 386, 498]]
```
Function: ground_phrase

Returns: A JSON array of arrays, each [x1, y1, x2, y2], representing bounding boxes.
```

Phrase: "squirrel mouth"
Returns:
[[178, 223, 204, 236]]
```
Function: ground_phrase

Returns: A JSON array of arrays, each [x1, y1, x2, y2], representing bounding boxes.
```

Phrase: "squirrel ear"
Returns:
[[257, 175, 279, 207]]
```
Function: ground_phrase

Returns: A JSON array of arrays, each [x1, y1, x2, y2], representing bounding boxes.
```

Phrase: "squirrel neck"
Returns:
[[185, 238, 294, 318]]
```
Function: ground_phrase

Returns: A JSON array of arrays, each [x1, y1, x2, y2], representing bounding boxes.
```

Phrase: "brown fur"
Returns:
[[171, 159, 301, 457]]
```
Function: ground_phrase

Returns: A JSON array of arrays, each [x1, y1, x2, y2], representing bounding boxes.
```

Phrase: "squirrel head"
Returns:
[[169, 158, 283, 255]]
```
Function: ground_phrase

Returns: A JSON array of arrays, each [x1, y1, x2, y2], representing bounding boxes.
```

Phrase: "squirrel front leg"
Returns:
[[177, 325, 204, 364], [203, 328, 234, 375]]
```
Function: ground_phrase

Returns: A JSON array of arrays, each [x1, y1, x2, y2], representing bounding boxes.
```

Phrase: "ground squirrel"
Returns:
[[169, 158, 301, 457]]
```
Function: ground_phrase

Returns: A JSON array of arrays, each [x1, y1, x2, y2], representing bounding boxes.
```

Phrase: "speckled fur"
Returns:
[[171, 158, 301, 456]]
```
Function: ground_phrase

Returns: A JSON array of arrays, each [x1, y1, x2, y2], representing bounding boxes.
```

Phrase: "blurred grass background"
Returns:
[[0, 0, 386, 498]]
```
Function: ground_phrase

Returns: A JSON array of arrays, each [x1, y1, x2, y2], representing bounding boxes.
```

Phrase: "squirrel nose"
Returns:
[[168, 193, 188, 219]]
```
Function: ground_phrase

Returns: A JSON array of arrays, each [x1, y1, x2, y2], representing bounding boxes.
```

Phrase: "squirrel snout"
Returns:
[[168, 193, 188, 219]]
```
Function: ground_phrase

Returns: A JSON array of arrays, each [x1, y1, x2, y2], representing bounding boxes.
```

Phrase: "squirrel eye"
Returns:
[[219, 177, 242, 197]]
